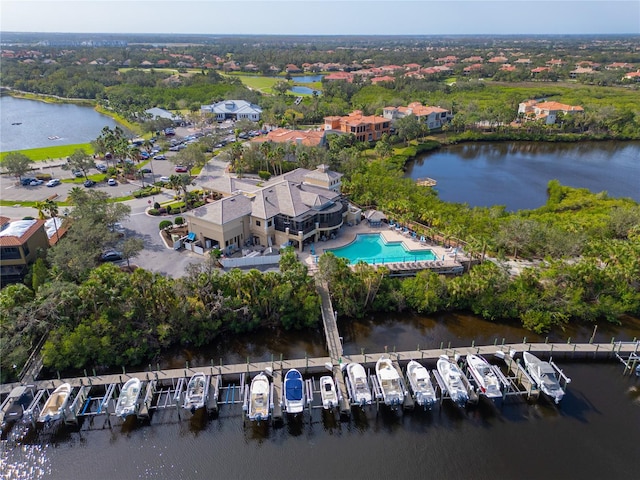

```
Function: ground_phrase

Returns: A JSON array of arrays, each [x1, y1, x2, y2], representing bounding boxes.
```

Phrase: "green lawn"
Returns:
[[221, 73, 281, 94], [0, 143, 94, 162]]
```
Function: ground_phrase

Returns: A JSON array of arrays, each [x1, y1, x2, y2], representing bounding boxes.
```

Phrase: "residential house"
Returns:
[[371, 75, 395, 84], [324, 111, 391, 142], [187, 165, 346, 253], [383, 102, 452, 129], [201, 100, 263, 122], [251, 128, 326, 147], [518, 100, 584, 124], [623, 70, 640, 81], [0, 218, 49, 287], [285, 64, 302, 73]]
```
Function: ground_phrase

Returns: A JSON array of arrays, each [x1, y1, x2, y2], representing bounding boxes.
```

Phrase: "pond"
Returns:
[[0, 96, 122, 152], [406, 141, 640, 211]]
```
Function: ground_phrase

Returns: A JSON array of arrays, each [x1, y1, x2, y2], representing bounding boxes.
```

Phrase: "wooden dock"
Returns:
[[1, 342, 638, 396]]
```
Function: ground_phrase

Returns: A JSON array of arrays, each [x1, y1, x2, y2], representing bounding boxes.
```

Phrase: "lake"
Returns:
[[406, 141, 640, 211], [3, 312, 639, 480], [0, 96, 121, 152]]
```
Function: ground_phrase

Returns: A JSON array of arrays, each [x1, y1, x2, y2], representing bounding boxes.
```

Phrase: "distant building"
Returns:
[[200, 100, 262, 122], [324, 110, 390, 142], [518, 100, 584, 124], [251, 128, 326, 147], [145, 107, 183, 125], [383, 102, 452, 130], [0, 218, 49, 287]]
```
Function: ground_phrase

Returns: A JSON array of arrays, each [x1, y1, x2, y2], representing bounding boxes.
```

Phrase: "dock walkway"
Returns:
[[2, 342, 637, 396]]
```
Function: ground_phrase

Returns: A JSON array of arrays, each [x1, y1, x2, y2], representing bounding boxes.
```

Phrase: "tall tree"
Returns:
[[2, 152, 34, 181], [63, 148, 96, 180]]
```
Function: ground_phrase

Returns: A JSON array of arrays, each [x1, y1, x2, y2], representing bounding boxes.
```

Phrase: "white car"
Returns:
[[46, 179, 61, 187], [107, 178, 117, 186], [160, 176, 170, 182]]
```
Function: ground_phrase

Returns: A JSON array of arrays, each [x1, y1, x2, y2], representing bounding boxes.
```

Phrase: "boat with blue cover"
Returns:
[[284, 369, 305, 414]]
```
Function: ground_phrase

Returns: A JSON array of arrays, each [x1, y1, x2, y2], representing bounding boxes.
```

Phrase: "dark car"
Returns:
[[100, 250, 123, 262], [140, 168, 152, 174], [21, 177, 37, 186], [84, 179, 96, 188], [96, 164, 108, 172]]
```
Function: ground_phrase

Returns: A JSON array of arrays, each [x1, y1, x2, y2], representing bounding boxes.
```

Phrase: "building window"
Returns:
[[0, 247, 21, 260], [256, 220, 261, 227], [22, 243, 29, 257], [267, 220, 272, 227]]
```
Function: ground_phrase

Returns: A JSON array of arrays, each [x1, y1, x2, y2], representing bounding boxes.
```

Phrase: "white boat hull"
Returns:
[[38, 383, 71, 423], [523, 352, 565, 404], [406, 361, 437, 408], [466, 355, 502, 399], [284, 369, 305, 414], [183, 373, 207, 412], [115, 378, 142, 418], [437, 357, 468, 407], [345, 363, 372, 405], [375, 357, 405, 406], [319, 376, 338, 410], [248, 373, 270, 421]]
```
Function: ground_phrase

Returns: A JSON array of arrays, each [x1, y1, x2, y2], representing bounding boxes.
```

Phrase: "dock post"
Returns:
[[246, 357, 250, 374], [494, 337, 497, 346], [447, 341, 451, 350], [305, 352, 308, 371], [157, 362, 160, 372], [440, 341, 443, 350], [271, 354, 274, 371], [523, 337, 527, 345], [93, 368, 97, 377], [471, 340, 475, 348], [545, 337, 548, 344], [280, 353, 283, 371], [573, 343, 577, 357], [567, 337, 571, 344], [361, 348, 365, 363], [550, 344, 554, 354], [57, 371, 61, 380], [186, 361, 189, 370], [593, 344, 599, 359], [502, 338, 505, 346], [84, 369, 87, 378], [122, 366, 126, 375]]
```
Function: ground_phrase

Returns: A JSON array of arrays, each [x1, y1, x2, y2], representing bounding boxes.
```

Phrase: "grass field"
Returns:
[[0, 143, 94, 162], [221, 73, 281, 94]]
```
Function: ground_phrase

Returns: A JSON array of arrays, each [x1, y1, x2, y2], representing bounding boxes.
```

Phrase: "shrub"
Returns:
[[148, 208, 160, 216], [159, 220, 173, 230], [166, 205, 172, 215], [153, 202, 161, 210], [174, 217, 184, 225], [258, 170, 271, 180]]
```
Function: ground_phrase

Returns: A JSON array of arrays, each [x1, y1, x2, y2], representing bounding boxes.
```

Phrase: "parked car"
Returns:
[[21, 177, 37, 186], [160, 176, 170, 182], [174, 165, 188, 173], [46, 179, 61, 187], [72, 170, 84, 178], [100, 250, 123, 262], [107, 178, 117, 186], [96, 164, 108, 172], [108, 223, 125, 236], [169, 146, 180, 152], [84, 179, 96, 188], [140, 168, 152, 174], [153, 154, 166, 160], [30, 179, 44, 186]]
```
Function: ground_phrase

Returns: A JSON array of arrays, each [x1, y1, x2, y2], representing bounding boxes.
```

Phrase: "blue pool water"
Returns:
[[326, 233, 437, 264]]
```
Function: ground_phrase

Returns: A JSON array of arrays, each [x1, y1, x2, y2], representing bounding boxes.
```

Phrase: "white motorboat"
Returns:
[[183, 373, 207, 412], [38, 383, 72, 423], [523, 352, 564, 404], [319, 376, 338, 410], [436, 356, 468, 407], [115, 378, 142, 418], [375, 356, 405, 406], [466, 355, 502, 399], [284, 369, 305, 414], [345, 363, 372, 406], [406, 360, 437, 409], [248, 373, 270, 421]]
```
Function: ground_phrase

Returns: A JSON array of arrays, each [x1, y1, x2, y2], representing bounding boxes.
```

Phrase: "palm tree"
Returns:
[[34, 201, 47, 220], [43, 199, 60, 242]]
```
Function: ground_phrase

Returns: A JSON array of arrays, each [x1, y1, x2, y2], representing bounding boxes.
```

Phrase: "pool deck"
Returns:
[[301, 222, 467, 275]]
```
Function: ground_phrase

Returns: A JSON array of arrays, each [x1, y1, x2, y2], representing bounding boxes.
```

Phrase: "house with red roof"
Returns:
[[518, 100, 584, 124], [623, 70, 640, 81], [324, 111, 391, 142], [371, 75, 395, 84], [383, 102, 452, 129], [251, 128, 326, 148]]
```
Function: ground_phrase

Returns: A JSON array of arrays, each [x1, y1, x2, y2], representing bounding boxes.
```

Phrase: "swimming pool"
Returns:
[[326, 234, 437, 265]]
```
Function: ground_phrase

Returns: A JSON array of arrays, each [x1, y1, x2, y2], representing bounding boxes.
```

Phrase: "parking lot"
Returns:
[[0, 129, 235, 278]]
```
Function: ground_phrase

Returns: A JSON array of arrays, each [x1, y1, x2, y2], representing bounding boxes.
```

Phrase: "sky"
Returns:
[[1, 0, 639, 36]]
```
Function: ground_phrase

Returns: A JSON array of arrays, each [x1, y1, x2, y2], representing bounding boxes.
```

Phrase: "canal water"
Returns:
[[0, 96, 121, 152], [406, 141, 640, 211], [3, 313, 639, 479]]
